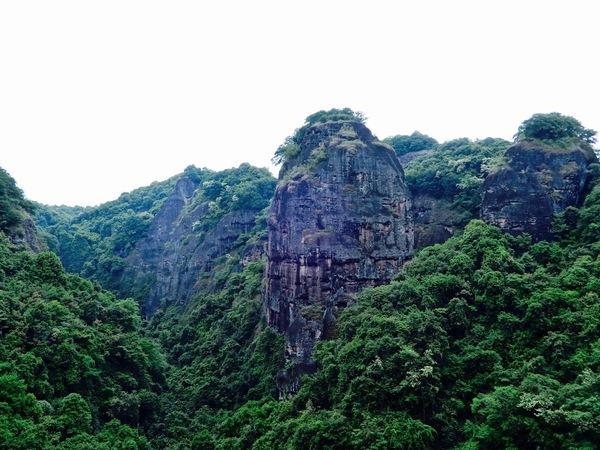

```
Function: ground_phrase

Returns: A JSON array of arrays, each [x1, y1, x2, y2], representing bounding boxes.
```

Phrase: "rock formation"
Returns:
[[481, 140, 597, 241], [6, 215, 46, 252], [411, 194, 464, 248], [397, 150, 466, 249], [264, 120, 414, 393], [122, 176, 264, 316]]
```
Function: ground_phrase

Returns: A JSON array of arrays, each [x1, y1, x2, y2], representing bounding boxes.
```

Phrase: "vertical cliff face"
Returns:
[[411, 194, 464, 248], [264, 120, 413, 392], [481, 141, 597, 241]]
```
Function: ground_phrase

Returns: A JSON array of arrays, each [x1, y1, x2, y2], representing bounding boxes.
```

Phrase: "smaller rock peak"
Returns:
[[481, 138, 596, 241]]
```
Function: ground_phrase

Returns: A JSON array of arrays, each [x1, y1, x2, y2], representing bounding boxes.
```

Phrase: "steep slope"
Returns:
[[482, 140, 597, 241], [0, 170, 166, 448], [401, 138, 509, 249], [0, 167, 45, 252], [265, 114, 413, 392], [37, 164, 275, 316]]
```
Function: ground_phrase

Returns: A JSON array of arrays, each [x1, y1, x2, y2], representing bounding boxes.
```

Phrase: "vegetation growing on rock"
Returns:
[[1, 110, 599, 449], [515, 112, 596, 146], [272, 108, 365, 166], [383, 131, 438, 156]]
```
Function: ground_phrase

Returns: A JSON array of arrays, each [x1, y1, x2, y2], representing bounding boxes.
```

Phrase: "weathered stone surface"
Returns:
[[264, 120, 414, 393], [481, 141, 597, 241], [396, 149, 433, 167], [6, 214, 46, 253], [412, 193, 464, 248], [397, 152, 465, 250], [123, 177, 261, 316]]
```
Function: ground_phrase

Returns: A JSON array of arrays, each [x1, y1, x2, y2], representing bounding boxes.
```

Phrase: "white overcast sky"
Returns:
[[1, 1, 599, 206]]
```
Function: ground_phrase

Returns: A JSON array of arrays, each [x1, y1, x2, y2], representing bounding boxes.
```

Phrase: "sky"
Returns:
[[1, 1, 599, 206]]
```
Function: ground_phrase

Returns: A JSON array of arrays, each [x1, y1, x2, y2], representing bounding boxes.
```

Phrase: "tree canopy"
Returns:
[[0, 168, 33, 232], [384, 131, 438, 156], [515, 112, 597, 145]]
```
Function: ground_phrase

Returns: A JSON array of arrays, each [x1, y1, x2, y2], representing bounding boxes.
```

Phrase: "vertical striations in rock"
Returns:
[[481, 140, 597, 241], [264, 119, 414, 394]]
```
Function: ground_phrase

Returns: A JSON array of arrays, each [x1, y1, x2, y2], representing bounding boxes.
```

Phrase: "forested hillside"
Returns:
[[36, 164, 275, 315], [0, 173, 166, 448], [1, 111, 599, 449]]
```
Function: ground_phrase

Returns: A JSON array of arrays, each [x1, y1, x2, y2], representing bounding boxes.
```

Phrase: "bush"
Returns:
[[384, 131, 438, 156], [516, 112, 596, 144], [273, 108, 365, 165]]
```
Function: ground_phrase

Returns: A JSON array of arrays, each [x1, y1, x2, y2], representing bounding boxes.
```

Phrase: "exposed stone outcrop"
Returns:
[[264, 120, 414, 393], [123, 177, 263, 316], [396, 149, 433, 167], [397, 151, 464, 249], [6, 214, 46, 253], [412, 194, 465, 248], [481, 141, 597, 241]]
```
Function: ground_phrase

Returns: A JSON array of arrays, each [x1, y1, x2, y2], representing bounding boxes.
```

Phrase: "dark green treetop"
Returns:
[[515, 112, 596, 145], [384, 131, 438, 156]]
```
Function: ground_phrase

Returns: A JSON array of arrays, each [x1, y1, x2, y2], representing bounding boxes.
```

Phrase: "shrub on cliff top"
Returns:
[[384, 131, 438, 156], [273, 108, 365, 165], [304, 108, 366, 126], [515, 112, 596, 145]]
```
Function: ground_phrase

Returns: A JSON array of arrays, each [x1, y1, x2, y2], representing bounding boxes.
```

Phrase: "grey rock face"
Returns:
[[264, 121, 414, 393], [7, 215, 46, 253], [481, 141, 596, 241], [123, 177, 260, 316], [412, 194, 462, 249], [396, 151, 464, 250]]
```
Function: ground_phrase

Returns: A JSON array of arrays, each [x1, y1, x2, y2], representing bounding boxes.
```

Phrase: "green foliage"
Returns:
[[0, 239, 167, 448], [273, 108, 365, 165], [404, 137, 510, 219], [146, 260, 284, 447], [0, 168, 33, 233], [304, 108, 366, 126], [384, 131, 438, 156], [36, 164, 275, 298], [191, 164, 276, 233], [36, 174, 178, 277], [516, 112, 597, 145]]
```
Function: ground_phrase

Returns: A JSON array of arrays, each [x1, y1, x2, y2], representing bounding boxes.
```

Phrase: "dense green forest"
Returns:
[[0, 234, 165, 448], [1, 111, 600, 448]]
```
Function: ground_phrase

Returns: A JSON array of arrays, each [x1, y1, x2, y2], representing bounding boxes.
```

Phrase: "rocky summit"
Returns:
[[264, 119, 414, 393], [481, 140, 597, 241]]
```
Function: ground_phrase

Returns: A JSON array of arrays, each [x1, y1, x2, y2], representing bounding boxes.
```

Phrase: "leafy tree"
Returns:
[[0, 168, 33, 232], [515, 112, 596, 144], [0, 234, 167, 447], [384, 131, 438, 156], [404, 137, 510, 219]]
